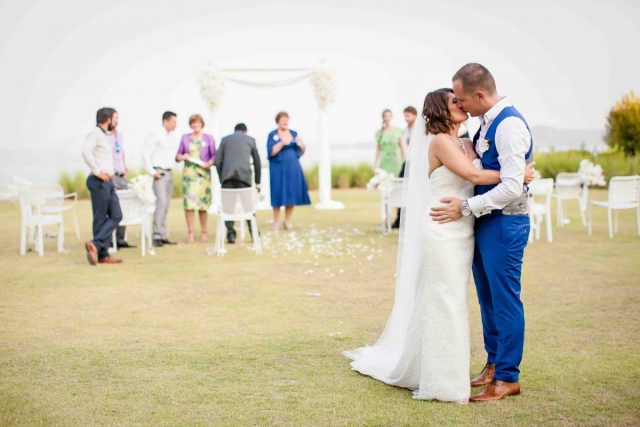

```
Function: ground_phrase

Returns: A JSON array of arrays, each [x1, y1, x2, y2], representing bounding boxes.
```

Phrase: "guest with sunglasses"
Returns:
[[109, 121, 136, 248]]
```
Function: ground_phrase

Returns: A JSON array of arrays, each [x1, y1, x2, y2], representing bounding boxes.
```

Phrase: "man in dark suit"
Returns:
[[215, 123, 262, 244]]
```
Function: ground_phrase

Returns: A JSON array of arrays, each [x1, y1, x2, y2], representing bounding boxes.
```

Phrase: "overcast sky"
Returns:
[[0, 0, 638, 176]]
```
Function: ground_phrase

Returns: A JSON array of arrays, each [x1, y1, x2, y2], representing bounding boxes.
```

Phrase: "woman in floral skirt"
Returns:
[[176, 114, 216, 243]]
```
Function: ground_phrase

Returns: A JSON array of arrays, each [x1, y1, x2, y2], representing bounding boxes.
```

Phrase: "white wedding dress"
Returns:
[[344, 121, 477, 404]]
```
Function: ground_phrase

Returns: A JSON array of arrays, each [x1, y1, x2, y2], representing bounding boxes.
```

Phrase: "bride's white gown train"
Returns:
[[345, 160, 479, 403]]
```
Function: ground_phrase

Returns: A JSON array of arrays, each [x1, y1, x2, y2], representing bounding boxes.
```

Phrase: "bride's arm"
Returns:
[[431, 135, 500, 185]]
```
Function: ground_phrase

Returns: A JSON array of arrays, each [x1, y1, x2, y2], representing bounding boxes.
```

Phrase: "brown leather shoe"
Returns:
[[470, 363, 495, 387], [85, 241, 98, 266], [470, 380, 520, 402], [98, 256, 123, 264]]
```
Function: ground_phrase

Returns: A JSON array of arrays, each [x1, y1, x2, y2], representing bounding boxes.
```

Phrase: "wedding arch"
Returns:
[[199, 64, 344, 210]]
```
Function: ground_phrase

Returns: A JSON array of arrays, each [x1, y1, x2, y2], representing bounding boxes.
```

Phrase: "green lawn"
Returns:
[[0, 189, 639, 426]]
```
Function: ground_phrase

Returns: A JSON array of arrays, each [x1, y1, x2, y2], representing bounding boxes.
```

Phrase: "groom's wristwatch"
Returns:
[[461, 200, 472, 217]]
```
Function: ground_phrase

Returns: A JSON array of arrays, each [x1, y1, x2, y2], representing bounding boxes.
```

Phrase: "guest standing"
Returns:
[[373, 109, 404, 176], [215, 123, 262, 244], [143, 111, 179, 247], [109, 122, 135, 248], [399, 105, 417, 177], [391, 106, 417, 228], [267, 111, 310, 231], [81, 107, 123, 265], [175, 114, 216, 243]]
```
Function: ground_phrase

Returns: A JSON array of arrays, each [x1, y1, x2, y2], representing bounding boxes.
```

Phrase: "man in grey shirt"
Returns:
[[81, 107, 123, 265], [215, 123, 261, 244]]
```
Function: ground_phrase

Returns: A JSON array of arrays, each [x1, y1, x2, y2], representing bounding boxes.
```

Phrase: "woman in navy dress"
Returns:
[[267, 111, 311, 231]]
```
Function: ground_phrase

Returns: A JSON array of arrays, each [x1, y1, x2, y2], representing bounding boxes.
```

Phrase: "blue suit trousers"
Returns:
[[472, 213, 530, 383]]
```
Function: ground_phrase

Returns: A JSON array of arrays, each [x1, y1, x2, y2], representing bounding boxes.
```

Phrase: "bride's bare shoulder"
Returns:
[[430, 133, 450, 146]]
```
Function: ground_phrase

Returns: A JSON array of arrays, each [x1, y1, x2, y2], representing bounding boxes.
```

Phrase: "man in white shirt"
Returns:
[[431, 63, 533, 402], [391, 105, 418, 228], [143, 111, 179, 247], [81, 107, 123, 265]]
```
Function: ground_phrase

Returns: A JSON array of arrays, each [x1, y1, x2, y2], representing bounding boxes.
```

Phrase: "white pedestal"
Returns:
[[314, 199, 345, 210], [314, 108, 345, 210]]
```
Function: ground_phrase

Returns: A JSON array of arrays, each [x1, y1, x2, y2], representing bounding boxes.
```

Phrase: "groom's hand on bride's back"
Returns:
[[430, 197, 463, 223]]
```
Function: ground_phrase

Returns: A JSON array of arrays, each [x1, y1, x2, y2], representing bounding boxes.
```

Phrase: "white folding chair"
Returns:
[[35, 184, 81, 239], [554, 172, 587, 227], [112, 190, 154, 256], [382, 178, 405, 232], [18, 189, 64, 256], [212, 188, 261, 256], [528, 178, 554, 242], [256, 167, 271, 211], [588, 175, 640, 238]]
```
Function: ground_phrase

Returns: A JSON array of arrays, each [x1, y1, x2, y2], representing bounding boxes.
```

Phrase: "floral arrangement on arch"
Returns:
[[199, 68, 225, 111], [311, 67, 336, 110], [578, 159, 606, 187], [130, 175, 156, 204], [366, 169, 395, 196]]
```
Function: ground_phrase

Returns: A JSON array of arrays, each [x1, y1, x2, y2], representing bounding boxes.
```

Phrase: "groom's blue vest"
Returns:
[[473, 106, 533, 196]]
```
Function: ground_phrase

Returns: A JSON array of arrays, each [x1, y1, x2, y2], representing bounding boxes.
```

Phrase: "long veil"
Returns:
[[344, 106, 434, 383]]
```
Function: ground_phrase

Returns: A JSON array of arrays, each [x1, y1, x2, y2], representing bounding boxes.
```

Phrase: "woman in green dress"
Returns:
[[176, 114, 216, 243], [374, 109, 405, 176]]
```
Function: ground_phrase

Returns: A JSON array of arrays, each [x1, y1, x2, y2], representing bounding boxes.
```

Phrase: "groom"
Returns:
[[431, 63, 533, 402]]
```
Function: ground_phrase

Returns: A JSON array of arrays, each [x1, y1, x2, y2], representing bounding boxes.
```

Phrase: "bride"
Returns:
[[344, 88, 533, 403]]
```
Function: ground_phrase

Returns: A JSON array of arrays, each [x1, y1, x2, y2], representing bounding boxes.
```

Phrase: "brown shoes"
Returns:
[[85, 241, 122, 265], [85, 241, 98, 266], [470, 379, 521, 402], [98, 256, 123, 264], [470, 363, 495, 387]]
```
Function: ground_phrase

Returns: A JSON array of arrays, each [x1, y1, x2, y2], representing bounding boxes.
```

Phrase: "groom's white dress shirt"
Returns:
[[467, 97, 532, 217]]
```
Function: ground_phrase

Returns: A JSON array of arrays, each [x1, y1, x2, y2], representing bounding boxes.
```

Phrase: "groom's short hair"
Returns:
[[453, 63, 496, 95]]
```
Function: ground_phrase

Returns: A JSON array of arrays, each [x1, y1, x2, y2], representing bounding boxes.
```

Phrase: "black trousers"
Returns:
[[393, 162, 406, 225], [112, 174, 128, 243], [221, 179, 254, 237], [87, 175, 122, 259]]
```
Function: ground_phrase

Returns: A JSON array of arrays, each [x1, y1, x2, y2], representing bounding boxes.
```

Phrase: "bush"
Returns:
[[304, 166, 319, 191], [304, 163, 374, 190], [606, 91, 640, 156], [533, 149, 640, 182], [58, 171, 89, 199]]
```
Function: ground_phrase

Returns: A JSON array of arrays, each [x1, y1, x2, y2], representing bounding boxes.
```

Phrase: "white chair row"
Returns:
[[18, 185, 155, 257], [530, 174, 640, 240], [17, 179, 263, 257]]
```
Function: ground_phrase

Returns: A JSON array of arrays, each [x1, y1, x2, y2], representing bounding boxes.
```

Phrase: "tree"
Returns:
[[606, 91, 640, 157]]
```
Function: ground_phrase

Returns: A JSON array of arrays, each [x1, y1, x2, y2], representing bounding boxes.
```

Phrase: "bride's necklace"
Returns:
[[446, 135, 467, 155]]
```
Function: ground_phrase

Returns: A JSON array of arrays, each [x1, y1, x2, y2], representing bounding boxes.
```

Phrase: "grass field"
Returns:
[[0, 189, 639, 426]]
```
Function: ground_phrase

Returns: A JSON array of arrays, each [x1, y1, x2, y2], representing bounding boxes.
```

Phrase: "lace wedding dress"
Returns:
[[344, 129, 478, 403]]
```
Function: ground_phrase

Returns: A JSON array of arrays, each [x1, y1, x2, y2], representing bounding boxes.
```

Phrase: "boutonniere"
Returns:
[[273, 135, 280, 142], [201, 141, 207, 147], [477, 138, 491, 156]]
